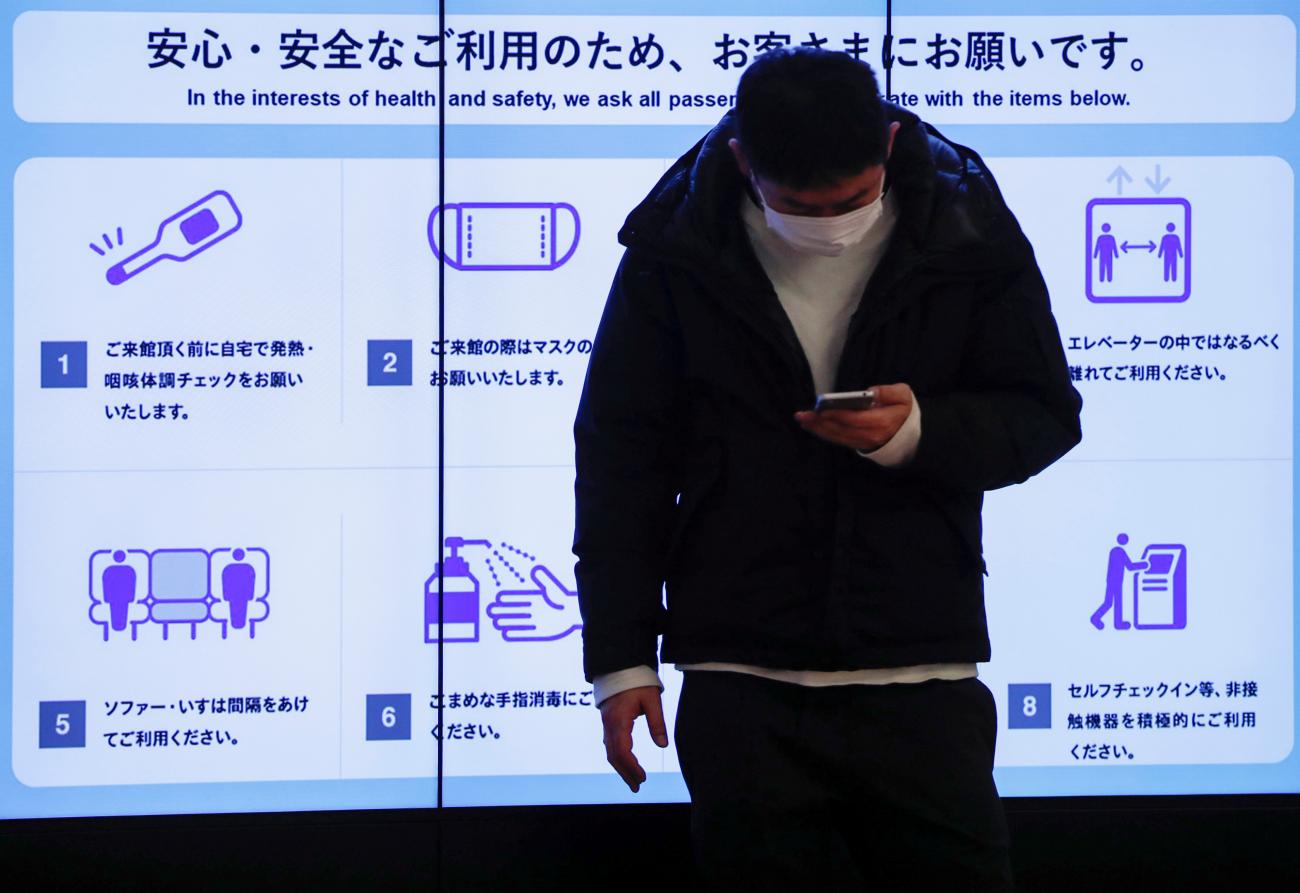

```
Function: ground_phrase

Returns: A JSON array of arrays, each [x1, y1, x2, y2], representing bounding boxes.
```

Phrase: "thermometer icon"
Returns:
[[105, 190, 243, 286]]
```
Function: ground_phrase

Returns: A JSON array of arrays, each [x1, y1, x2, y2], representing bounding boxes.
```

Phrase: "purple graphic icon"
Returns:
[[102, 551, 138, 632], [1085, 197, 1191, 303], [89, 546, 269, 640], [428, 202, 580, 271], [486, 564, 582, 642], [425, 537, 489, 643], [210, 547, 271, 638], [1094, 223, 1118, 282], [150, 548, 213, 640], [1090, 535, 1187, 631], [89, 549, 150, 640], [1131, 544, 1187, 629], [104, 190, 243, 286], [222, 551, 256, 628], [422, 536, 584, 644], [88, 227, 124, 258]]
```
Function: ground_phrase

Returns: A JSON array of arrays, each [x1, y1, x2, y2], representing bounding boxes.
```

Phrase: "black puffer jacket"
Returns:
[[574, 104, 1082, 682]]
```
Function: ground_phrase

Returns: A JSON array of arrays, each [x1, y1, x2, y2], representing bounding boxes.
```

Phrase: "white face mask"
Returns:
[[753, 176, 887, 257]]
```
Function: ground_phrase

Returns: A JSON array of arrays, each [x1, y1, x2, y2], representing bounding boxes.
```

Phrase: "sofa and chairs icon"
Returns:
[[88, 547, 270, 641]]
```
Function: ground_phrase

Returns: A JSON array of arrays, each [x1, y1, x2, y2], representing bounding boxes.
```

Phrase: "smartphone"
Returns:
[[813, 389, 877, 412]]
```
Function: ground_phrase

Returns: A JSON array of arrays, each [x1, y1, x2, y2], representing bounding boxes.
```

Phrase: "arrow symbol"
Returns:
[[1107, 166, 1133, 195], [1145, 164, 1171, 194], [1120, 240, 1157, 253]]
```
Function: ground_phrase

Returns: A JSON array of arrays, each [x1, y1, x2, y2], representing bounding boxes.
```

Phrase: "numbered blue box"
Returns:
[[40, 341, 88, 388], [367, 340, 412, 387], [39, 700, 86, 748], [366, 693, 412, 741], [1007, 684, 1052, 729]]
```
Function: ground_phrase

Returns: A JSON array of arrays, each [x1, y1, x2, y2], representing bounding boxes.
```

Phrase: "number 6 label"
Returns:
[[366, 694, 411, 741]]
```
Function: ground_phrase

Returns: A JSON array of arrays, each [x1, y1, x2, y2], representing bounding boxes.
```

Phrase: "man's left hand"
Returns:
[[794, 383, 914, 452]]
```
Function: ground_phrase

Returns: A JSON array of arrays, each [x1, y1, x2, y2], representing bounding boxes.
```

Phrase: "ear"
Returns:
[[728, 138, 751, 178], [884, 121, 901, 159]]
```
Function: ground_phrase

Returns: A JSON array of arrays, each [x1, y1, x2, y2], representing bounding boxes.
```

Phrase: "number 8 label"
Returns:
[[1007, 684, 1051, 730]]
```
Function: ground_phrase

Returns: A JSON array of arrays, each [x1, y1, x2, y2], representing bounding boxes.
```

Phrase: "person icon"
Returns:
[[221, 549, 256, 632], [1090, 534, 1148, 630], [102, 550, 138, 633], [1158, 222, 1182, 282], [1093, 222, 1119, 282]]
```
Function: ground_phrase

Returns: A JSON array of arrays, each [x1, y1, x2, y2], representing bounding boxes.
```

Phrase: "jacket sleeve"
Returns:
[[903, 254, 1083, 492], [573, 249, 682, 682]]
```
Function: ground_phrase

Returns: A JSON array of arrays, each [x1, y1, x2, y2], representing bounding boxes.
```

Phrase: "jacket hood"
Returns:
[[618, 103, 1033, 279]]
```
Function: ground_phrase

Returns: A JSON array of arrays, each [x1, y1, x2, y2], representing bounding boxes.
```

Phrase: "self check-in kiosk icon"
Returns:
[[1090, 534, 1187, 631]]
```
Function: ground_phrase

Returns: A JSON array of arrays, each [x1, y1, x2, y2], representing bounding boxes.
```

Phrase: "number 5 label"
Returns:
[[39, 700, 86, 748]]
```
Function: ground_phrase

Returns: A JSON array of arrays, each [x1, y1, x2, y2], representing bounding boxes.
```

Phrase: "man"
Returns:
[[573, 47, 1081, 891]]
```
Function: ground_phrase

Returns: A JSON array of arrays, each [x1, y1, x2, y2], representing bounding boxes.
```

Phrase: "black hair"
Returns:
[[733, 47, 889, 189]]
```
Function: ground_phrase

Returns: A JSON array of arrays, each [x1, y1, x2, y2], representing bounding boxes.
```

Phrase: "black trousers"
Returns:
[[674, 670, 1013, 892]]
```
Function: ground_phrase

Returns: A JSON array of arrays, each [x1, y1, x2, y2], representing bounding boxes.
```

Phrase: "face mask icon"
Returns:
[[103, 190, 243, 286], [428, 201, 580, 271]]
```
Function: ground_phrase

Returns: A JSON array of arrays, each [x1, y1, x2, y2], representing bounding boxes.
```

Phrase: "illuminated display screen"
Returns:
[[1, 0, 1297, 818]]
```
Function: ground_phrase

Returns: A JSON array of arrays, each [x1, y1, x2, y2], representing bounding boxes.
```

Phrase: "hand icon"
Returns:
[[485, 565, 583, 642]]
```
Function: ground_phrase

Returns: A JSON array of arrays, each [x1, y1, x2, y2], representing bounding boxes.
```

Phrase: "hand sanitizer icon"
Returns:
[[424, 537, 488, 643]]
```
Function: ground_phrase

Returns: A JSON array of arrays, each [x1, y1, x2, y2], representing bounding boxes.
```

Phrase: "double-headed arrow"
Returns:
[[1120, 240, 1157, 253]]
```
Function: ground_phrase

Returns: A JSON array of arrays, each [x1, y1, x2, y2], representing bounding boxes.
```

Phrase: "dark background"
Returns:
[[5, 4, 1298, 891], [2, 796, 1298, 890]]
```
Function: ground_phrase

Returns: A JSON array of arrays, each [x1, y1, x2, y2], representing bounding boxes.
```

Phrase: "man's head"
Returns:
[[729, 47, 900, 217]]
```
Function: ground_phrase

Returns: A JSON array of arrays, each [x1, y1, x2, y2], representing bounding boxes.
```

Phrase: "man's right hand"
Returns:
[[599, 685, 669, 793]]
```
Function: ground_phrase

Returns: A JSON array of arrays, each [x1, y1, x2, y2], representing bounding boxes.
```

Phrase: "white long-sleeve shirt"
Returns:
[[592, 186, 976, 708]]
